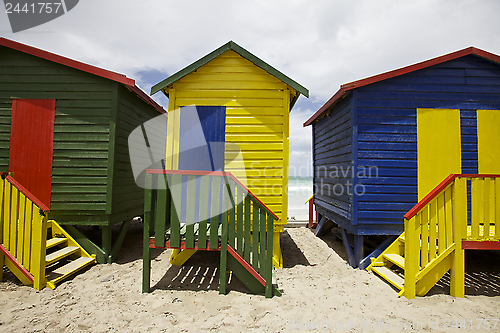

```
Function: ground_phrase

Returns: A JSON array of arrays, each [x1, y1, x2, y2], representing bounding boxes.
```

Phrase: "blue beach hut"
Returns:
[[304, 47, 500, 268]]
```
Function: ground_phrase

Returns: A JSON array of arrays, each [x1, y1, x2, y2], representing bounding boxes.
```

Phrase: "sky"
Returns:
[[1, 0, 500, 176]]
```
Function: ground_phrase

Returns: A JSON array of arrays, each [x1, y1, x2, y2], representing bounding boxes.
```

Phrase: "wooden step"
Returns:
[[371, 266, 404, 290], [46, 257, 95, 289], [383, 254, 405, 269], [46, 246, 79, 266], [46, 237, 67, 249]]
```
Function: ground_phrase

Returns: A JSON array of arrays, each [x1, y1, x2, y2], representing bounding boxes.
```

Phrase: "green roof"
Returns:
[[150, 41, 309, 99]]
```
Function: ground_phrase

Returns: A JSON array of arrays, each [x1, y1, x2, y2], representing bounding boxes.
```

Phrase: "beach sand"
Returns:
[[1, 222, 500, 332]]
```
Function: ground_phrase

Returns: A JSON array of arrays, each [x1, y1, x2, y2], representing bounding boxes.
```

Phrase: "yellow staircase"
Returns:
[[0, 174, 95, 290], [368, 232, 406, 292], [367, 174, 500, 299], [44, 220, 96, 289]]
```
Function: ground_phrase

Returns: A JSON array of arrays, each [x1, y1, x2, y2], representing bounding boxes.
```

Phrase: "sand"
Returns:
[[1, 223, 500, 332]]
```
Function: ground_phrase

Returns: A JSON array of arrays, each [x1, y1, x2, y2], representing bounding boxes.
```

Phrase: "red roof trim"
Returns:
[[0, 38, 166, 113], [128, 85, 166, 114], [0, 37, 134, 86], [304, 46, 500, 127], [303, 87, 349, 127]]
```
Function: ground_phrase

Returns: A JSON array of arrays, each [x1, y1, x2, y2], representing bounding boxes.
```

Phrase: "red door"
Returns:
[[9, 99, 55, 208]]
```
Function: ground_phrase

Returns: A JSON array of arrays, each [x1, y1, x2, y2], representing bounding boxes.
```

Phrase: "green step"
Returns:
[[371, 266, 404, 290], [46, 237, 67, 249], [383, 254, 405, 269], [46, 246, 79, 266]]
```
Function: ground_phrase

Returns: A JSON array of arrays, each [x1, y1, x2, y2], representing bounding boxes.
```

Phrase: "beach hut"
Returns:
[[304, 47, 500, 270], [150, 41, 308, 267], [0, 37, 166, 266]]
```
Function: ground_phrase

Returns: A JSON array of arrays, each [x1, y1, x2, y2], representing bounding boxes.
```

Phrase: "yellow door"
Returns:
[[477, 110, 500, 174], [417, 108, 462, 200]]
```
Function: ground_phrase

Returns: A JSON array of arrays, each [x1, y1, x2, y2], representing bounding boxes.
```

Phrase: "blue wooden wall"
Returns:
[[313, 55, 500, 236], [313, 96, 353, 229]]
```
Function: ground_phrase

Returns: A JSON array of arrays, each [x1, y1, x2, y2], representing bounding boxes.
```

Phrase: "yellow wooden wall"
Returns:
[[164, 50, 296, 230]]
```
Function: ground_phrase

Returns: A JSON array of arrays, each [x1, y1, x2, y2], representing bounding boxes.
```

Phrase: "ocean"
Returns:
[[287, 177, 313, 221]]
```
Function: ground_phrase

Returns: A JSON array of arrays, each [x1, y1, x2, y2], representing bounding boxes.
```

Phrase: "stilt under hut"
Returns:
[[149, 41, 308, 268], [304, 47, 500, 298], [0, 38, 165, 290]]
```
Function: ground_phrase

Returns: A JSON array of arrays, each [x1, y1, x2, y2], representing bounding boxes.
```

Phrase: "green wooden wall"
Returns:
[[108, 85, 161, 224], [0, 45, 162, 226]]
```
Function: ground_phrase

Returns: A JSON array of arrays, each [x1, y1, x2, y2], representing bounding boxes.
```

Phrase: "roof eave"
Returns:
[[127, 85, 167, 114], [0, 37, 135, 86], [304, 46, 500, 126], [150, 41, 309, 99], [150, 41, 233, 95], [303, 88, 350, 127], [0, 37, 166, 114]]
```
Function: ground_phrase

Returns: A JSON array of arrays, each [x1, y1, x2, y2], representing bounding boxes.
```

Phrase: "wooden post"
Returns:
[[219, 190, 229, 295], [265, 213, 274, 298], [236, 187, 243, 256], [102, 226, 112, 264], [31, 209, 47, 290], [308, 197, 313, 228], [404, 216, 418, 299], [209, 177, 220, 250], [0, 178, 3, 282], [244, 196, 251, 263], [142, 174, 153, 293], [0, 249, 3, 282], [354, 235, 364, 268], [154, 175, 167, 248], [197, 175, 209, 249], [259, 207, 266, 275], [450, 178, 466, 298], [495, 179, 500, 240], [170, 174, 182, 248], [3, 182, 11, 251], [339, 228, 356, 267], [252, 204, 259, 271]]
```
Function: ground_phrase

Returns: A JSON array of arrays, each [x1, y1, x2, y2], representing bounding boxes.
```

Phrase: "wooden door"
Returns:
[[9, 99, 55, 208], [477, 110, 500, 173], [417, 108, 462, 200], [178, 106, 226, 171]]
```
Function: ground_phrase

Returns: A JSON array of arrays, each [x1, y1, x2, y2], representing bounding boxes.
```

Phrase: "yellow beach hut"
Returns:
[[150, 41, 308, 267]]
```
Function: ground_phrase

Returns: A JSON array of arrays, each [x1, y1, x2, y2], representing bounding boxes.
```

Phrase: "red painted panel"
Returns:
[[462, 241, 500, 250], [9, 99, 55, 209]]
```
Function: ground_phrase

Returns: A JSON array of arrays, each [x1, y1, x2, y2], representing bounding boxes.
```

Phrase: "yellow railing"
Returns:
[[0, 174, 48, 290], [469, 177, 500, 241], [402, 174, 500, 298]]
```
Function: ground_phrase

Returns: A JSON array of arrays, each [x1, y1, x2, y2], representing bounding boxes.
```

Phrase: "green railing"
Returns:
[[143, 169, 278, 297]]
